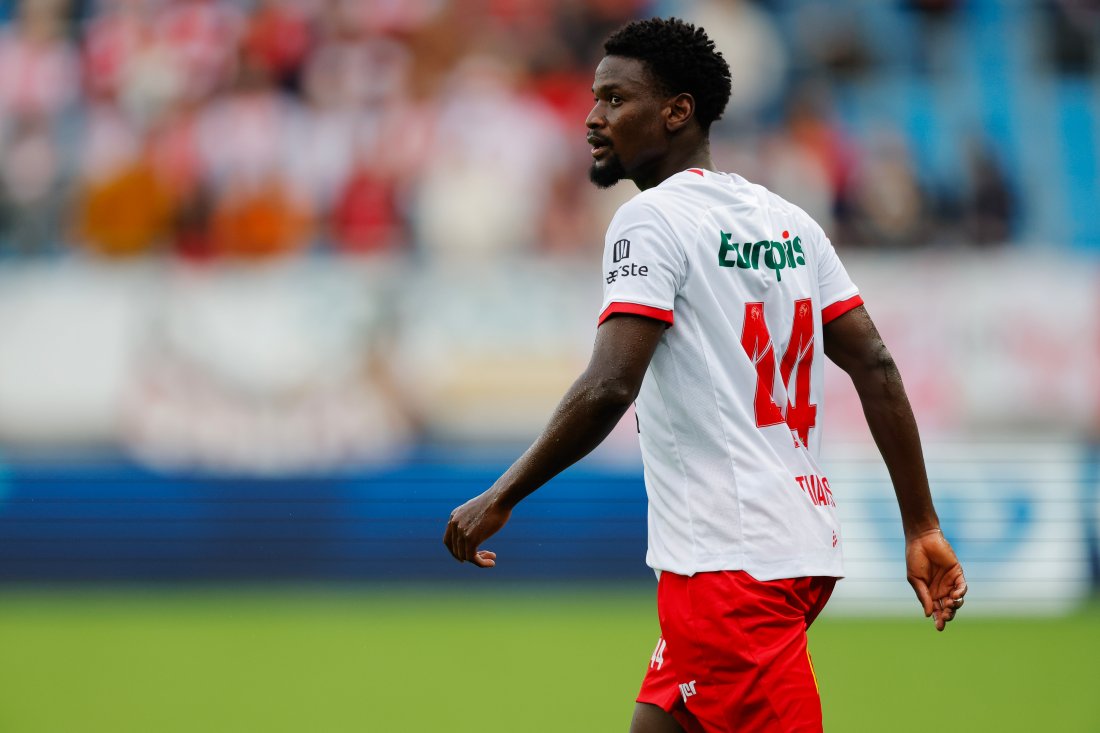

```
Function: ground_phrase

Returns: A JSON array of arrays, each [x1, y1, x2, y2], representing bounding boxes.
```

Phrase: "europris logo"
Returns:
[[612, 238, 630, 262], [718, 229, 806, 282]]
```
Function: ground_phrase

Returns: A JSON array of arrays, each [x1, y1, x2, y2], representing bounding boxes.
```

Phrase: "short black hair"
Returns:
[[603, 17, 732, 131]]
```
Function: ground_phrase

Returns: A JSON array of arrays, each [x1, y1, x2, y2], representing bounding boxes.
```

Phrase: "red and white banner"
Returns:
[[0, 251, 1096, 467]]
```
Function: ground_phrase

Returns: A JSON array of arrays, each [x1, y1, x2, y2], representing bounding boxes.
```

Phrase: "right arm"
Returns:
[[824, 304, 967, 630], [443, 314, 667, 567], [445, 198, 683, 567]]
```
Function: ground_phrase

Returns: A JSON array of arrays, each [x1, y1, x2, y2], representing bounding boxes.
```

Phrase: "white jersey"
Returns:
[[598, 168, 863, 581]]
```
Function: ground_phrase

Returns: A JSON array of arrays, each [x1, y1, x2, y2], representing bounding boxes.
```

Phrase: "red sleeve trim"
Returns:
[[821, 294, 864, 325], [598, 302, 674, 327]]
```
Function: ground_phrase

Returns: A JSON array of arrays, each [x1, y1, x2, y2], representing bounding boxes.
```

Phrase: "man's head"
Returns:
[[587, 17, 732, 189]]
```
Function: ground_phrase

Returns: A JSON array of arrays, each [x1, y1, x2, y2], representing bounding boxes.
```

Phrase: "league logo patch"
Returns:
[[612, 239, 630, 262]]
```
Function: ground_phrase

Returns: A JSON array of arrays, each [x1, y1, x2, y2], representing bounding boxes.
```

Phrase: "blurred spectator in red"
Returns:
[[198, 54, 311, 257], [0, 0, 79, 123], [146, 97, 204, 216], [349, 0, 443, 36], [412, 54, 567, 259], [154, 0, 243, 103], [82, 0, 151, 102], [330, 158, 402, 255], [210, 176, 309, 257], [290, 4, 411, 235], [240, 0, 311, 92], [145, 96, 214, 258], [305, 5, 411, 110], [528, 0, 642, 132], [84, 0, 192, 138], [300, 9, 409, 255], [0, 0, 1034, 261], [528, 0, 662, 256]]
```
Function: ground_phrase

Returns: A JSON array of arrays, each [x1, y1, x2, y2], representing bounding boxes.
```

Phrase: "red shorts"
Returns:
[[637, 570, 836, 733]]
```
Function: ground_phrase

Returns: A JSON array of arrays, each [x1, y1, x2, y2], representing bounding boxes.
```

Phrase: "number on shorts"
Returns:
[[650, 638, 666, 670]]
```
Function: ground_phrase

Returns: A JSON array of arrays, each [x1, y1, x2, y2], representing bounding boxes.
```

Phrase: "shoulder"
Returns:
[[609, 188, 675, 230], [609, 172, 720, 234], [738, 178, 830, 250], [740, 176, 812, 222], [757, 180, 825, 233]]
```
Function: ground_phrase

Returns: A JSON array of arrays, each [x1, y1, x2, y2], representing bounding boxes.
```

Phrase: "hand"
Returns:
[[443, 489, 511, 568], [906, 529, 967, 631]]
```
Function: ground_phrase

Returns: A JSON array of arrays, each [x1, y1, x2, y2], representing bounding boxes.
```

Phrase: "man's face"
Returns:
[[586, 55, 671, 189]]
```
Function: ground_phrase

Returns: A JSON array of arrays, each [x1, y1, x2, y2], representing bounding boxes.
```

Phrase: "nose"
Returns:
[[586, 102, 605, 130]]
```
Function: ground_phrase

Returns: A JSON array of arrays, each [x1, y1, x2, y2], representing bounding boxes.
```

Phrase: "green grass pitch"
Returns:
[[0, 586, 1096, 732]]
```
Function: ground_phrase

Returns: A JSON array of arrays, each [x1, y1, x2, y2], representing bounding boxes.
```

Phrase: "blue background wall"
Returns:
[[0, 459, 651, 582]]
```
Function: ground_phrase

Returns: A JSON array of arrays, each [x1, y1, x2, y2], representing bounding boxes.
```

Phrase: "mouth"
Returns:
[[587, 135, 611, 159]]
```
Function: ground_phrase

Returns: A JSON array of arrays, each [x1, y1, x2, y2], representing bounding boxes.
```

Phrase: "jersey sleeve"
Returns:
[[811, 225, 863, 325], [598, 199, 686, 327]]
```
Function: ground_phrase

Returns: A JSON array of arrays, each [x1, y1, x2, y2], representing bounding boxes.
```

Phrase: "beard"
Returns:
[[588, 153, 627, 188]]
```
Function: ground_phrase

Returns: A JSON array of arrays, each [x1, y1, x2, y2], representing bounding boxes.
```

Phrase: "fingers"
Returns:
[[934, 597, 948, 631], [911, 576, 964, 631], [443, 512, 497, 568], [472, 550, 497, 568], [442, 518, 461, 562], [908, 576, 934, 618], [933, 592, 965, 631], [906, 535, 967, 631], [444, 512, 471, 563], [444, 493, 509, 569], [938, 572, 967, 631]]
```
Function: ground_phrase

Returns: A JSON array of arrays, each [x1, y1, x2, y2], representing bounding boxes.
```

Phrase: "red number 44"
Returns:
[[739, 298, 817, 447]]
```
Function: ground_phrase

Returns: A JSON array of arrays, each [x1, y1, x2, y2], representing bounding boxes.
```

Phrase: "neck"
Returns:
[[633, 139, 714, 191]]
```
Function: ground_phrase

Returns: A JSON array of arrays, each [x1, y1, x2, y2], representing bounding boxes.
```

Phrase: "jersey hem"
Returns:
[[598, 301, 674, 326], [647, 557, 845, 582], [821, 294, 864, 325]]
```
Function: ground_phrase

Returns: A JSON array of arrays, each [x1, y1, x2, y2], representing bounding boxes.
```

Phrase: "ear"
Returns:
[[665, 93, 696, 133]]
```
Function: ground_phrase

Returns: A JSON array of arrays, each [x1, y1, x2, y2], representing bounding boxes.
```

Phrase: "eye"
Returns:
[[610, 95, 624, 106]]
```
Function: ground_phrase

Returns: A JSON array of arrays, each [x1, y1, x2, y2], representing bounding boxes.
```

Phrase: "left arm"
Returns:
[[824, 305, 967, 630], [443, 315, 667, 567]]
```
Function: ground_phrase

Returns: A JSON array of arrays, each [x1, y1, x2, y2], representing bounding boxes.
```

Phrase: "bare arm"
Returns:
[[824, 305, 967, 630], [443, 314, 667, 567]]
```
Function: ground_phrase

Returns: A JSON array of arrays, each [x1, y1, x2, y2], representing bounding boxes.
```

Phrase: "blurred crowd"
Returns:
[[0, 0, 1092, 260]]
